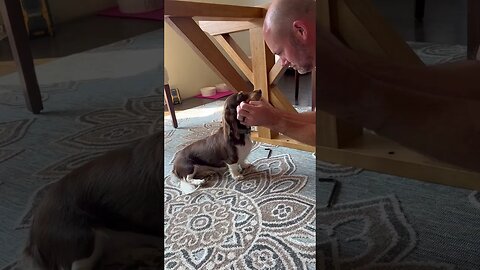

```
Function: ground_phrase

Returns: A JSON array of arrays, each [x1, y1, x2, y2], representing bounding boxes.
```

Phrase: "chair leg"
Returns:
[[415, 0, 425, 22], [294, 70, 299, 105], [0, 0, 43, 114], [164, 83, 178, 128]]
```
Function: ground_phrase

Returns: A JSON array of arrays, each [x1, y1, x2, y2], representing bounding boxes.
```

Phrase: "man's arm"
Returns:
[[269, 111, 316, 146], [237, 100, 316, 146]]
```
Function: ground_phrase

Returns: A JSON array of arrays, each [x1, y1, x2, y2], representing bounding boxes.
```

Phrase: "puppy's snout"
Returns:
[[249, 89, 262, 101]]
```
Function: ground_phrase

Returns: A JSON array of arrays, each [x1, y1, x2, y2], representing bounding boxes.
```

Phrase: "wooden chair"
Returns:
[[164, 67, 178, 128], [0, 0, 43, 114]]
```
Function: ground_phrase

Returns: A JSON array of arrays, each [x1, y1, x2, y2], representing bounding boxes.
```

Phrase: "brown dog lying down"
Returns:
[[172, 90, 262, 194], [20, 133, 164, 270]]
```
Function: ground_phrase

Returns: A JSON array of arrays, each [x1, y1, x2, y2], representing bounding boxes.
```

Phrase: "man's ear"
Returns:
[[292, 20, 308, 42]]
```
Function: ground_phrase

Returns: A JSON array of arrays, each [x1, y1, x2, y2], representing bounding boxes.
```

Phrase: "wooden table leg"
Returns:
[[468, 0, 480, 60], [0, 0, 43, 114], [164, 83, 178, 128]]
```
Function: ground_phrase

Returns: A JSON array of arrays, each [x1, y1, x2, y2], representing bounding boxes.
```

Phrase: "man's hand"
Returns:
[[236, 99, 279, 127]]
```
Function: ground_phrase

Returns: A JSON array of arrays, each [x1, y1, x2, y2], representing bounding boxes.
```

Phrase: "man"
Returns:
[[236, 0, 316, 146]]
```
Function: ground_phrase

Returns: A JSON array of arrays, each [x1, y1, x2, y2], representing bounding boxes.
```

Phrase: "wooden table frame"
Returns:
[[319, 0, 480, 190], [165, 0, 315, 152]]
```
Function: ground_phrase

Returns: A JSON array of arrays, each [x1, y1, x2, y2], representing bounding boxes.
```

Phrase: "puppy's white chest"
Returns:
[[236, 135, 253, 162]]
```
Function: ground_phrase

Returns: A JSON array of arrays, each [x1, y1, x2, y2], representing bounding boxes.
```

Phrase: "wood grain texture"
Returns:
[[199, 20, 263, 36], [167, 17, 251, 93], [250, 27, 275, 139], [316, 132, 480, 190], [214, 34, 253, 83], [268, 60, 288, 86], [165, 0, 266, 21], [251, 131, 315, 152]]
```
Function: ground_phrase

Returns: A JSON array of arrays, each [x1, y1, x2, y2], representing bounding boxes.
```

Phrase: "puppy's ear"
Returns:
[[223, 105, 240, 141]]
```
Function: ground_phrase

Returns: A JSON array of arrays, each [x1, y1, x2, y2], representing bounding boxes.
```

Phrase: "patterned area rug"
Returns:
[[317, 43, 480, 270], [0, 29, 165, 268], [163, 100, 317, 269]]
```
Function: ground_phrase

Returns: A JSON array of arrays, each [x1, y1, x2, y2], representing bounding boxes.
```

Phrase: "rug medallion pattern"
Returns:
[[164, 154, 316, 270]]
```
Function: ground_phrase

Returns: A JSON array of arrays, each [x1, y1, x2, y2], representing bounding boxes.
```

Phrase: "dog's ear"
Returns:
[[223, 103, 240, 141]]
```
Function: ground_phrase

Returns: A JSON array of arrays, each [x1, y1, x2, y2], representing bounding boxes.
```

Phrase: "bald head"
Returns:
[[263, 0, 316, 74], [264, 0, 315, 37]]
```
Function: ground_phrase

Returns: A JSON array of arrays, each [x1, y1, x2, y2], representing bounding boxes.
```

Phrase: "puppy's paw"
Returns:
[[180, 181, 201, 194], [232, 174, 244, 181], [190, 178, 206, 186], [240, 163, 253, 172]]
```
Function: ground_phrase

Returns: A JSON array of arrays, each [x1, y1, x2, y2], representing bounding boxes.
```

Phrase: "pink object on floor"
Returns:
[[98, 7, 164, 21], [194, 90, 234, 100]]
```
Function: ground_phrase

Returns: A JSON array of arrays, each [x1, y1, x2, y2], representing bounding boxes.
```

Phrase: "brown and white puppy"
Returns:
[[21, 133, 164, 270], [172, 90, 262, 193]]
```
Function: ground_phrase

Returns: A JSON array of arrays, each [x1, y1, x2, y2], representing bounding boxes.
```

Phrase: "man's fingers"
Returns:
[[237, 108, 249, 117], [249, 100, 263, 105], [239, 102, 256, 111], [249, 99, 270, 107]]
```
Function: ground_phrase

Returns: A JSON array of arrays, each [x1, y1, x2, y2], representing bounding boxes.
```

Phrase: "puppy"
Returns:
[[21, 133, 164, 270], [172, 89, 262, 193]]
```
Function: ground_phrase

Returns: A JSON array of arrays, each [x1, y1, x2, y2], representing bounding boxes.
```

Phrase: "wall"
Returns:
[[165, 0, 269, 99], [48, 0, 117, 23]]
